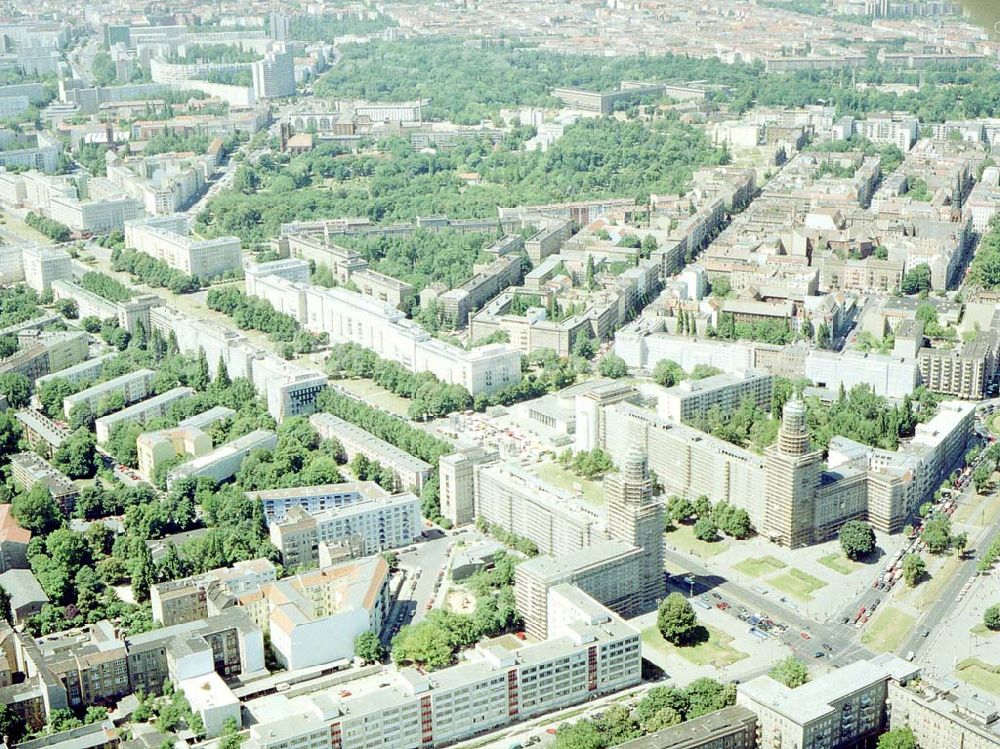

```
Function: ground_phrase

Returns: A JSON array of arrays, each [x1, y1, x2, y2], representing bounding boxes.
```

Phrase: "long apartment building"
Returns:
[[247, 480, 390, 523], [21, 245, 72, 292], [94, 386, 194, 444], [246, 264, 521, 397], [106, 150, 215, 215], [166, 429, 278, 489], [309, 413, 432, 491], [36, 353, 117, 389], [657, 370, 773, 424], [0, 169, 143, 233], [267, 491, 422, 568], [62, 369, 155, 419], [51, 280, 163, 335], [136, 406, 235, 481], [615, 706, 758, 749], [243, 587, 641, 749], [124, 214, 242, 279], [149, 305, 327, 421], [473, 461, 604, 557]]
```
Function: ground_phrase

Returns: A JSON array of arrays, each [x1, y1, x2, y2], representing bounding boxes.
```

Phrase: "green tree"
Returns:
[[554, 721, 605, 749], [657, 592, 699, 646], [0, 585, 11, 625], [12, 485, 63, 535], [839, 520, 876, 560], [984, 603, 1000, 631], [921, 515, 953, 554], [131, 544, 156, 602], [692, 517, 718, 542], [900, 264, 932, 295], [877, 727, 917, 749], [53, 427, 97, 479], [769, 657, 810, 688], [354, 630, 384, 663], [597, 353, 628, 378], [902, 554, 926, 587], [653, 359, 685, 387], [0, 373, 30, 408]]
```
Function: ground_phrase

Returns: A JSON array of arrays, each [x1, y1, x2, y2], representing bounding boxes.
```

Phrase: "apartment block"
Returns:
[[151, 559, 278, 627], [9, 453, 77, 515], [918, 334, 999, 400], [243, 590, 640, 749], [125, 214, 242, 279], [15, 409, 71, 456], [0, 244, 23, 284], [21, 245, 72, 292], [62, 369, 155, 419], [137, 419, 221, 482], [246, 268, 521, 396], [0, 131, 61, 173], [309, 413, 432, 491], [252, 47, 295, 99], [439, 447, 499, 527], [267, 491, 421, 568], [737, 653, 918, 749], [94, 386, 194, 444], [0, 170, 143, 233], [50, 280, 163, 335], [0, 504, 31, 572], [166, 430, 278, 489], [658, 370, 773, 424], [106, 150, 215, 215]]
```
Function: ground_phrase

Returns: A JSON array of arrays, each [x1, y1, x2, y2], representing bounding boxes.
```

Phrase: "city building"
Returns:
[[737, 653, 918, 749], [124, 215, 242, 279], [514, 542, 644, 639], [473, 461, 604, 557], [62, 369, 156, 419], [50, 280, 163, 335], [0, 131, 61, 173], [17, 720, 119, 749], [657, 370, 773, 424], [252, 47, 294, 99], [614, 707, 758, 749], [151, 559, 279, 627], [238, 556, 390, 669], [35, 353, 117, 389], [603, 447, 665, 610], [15, 409, 71, 457], [106, 150, 216, 215], [94, 386, 195, 444], [246, 481, 386, 523], [9, 453, 78, 515], [267, 491, 421, 568], [136, 423, 215, 482], [309, 413, 432, 491], [242, 589, 640, 749], [246, 268, 521, 397], [148, 305, 327, 422], [0, 504, 31, 572], [439, 447, 499, 526], [0, 569, 48, 624], [21, 245, 72, 292], [166, 430, 278, 489], [886, 677, 1000, 749]]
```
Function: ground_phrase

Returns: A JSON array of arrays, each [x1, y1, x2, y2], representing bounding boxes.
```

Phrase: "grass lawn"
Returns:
[[535, 462, 604, 507], [665, 524, 730, 558], [861, 607, 915, 653], [641, 625, 748, 668], [330, 378, 412, 418], [956, 659, 1000, 696], [733, 556, 787, 578], [955, 489, 1000, 527], [971, 623, 1000, 637], [768, 568, 827, 601], [912, 557, 961, 611], [818, 553, 861, 576]]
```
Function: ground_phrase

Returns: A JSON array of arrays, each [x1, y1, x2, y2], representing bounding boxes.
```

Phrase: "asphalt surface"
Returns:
[[380, 531, 454, 645]]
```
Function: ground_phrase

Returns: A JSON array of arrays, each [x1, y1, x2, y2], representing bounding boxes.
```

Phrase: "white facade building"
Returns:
[[125, 214, 242, 278], [252, 47, 295, 99], [166, 429, 278, 489], [21, 245, 72, 292]]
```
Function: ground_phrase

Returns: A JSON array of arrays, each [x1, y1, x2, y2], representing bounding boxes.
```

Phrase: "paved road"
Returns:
[[665, 550, 874, 667], [380, 531, 453, 645]]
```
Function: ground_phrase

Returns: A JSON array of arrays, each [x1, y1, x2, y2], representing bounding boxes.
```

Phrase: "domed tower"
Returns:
[[763, 399, 823, 548], [605, 443, 665, 611]]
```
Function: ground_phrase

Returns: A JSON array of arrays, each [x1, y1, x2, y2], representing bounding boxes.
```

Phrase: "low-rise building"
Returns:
[[151, 559, 279, 627], [613, 706, 757, 749], [0, 504, 31, 572], [0, 569, 48, 624], [887, 677, 1000, 749], [166, 430, 278, 489]]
